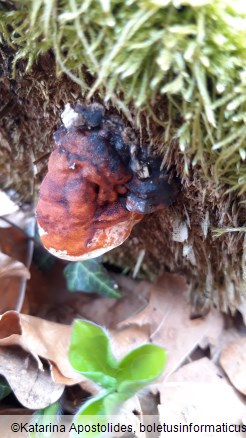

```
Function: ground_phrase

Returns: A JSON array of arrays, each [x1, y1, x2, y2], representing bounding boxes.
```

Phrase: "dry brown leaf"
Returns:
[[0, 345, 64, 409], [0, 218, 34, 313], [118, 273, 187, 334], [158, 382, 246, 436], [119, 273, 224, 379], [82, 276, 150, 328], [220, 337, 246, 395], [0, 252, 30, 279], [154, 309, 223, 380], [0, 311, 82, 385], [0, 190, 19, 217], [165, 357, 225, 383], [111, 325, 149, 361], [209, 326, 240, 364], [50, 363, 80, 386]]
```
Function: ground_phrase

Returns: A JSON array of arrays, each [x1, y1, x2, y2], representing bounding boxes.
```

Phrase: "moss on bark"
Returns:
[[0, 0, 246, 311]]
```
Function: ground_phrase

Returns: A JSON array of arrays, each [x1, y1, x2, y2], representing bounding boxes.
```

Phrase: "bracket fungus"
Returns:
[[36, 103, 178, 261]]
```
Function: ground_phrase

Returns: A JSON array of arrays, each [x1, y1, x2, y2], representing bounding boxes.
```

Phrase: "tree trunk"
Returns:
[[1, 31, 245, 314]]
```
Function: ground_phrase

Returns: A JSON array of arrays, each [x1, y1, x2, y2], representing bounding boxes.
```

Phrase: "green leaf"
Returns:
[[0, 378, 11, 400], [69, 320, 118, 388], [71, 394, 108, 438], [116, 344, 167, 397], [30, 401, 61, 438], [102, 391, 128, 413], [64, 260, 121, 298], [76, 394, 108, 416]]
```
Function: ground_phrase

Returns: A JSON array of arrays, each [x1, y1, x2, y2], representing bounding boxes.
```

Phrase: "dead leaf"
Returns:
[[82, 276, 150, 328], [165, 357, 225, 383], [209, 326, 240, 364], [0, 311, 82, 385], [220, 337, 246, 395], [118, 273, 188, 335], [0, 217, 34, 313], [111, 325, 149, 361], [158, 382, 246, 436], [0, 252, 30, 279], [151, 357, 226, 401], [0, 345, 64, 409], [0, 190, 19, 217], [119, 273, 224, 379]]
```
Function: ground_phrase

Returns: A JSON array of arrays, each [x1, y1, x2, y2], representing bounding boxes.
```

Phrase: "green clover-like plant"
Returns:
[[69, 320, 167, 437]]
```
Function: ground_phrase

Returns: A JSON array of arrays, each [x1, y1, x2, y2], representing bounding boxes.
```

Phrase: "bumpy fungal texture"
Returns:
[[36, 103, 178, 260]]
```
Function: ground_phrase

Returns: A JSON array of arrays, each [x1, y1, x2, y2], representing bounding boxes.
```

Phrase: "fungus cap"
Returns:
[[36, 103, 178, 261]]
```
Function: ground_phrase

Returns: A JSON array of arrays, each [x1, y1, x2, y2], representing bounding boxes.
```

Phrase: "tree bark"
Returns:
[[0, 45, 245, 313]]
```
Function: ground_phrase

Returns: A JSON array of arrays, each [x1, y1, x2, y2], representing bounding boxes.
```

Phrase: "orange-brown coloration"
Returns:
[[36, 102, 179, 260], [36, 126, 143, 260]]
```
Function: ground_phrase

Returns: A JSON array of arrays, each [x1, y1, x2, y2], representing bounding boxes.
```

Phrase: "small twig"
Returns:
[[133, 249, 145, 279]]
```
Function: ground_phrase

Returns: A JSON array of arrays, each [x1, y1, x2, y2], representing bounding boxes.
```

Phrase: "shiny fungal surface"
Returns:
[[36, 103, 178, 260]]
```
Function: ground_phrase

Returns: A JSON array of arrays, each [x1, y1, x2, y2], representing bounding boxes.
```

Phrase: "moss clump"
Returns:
[[1, 0, 246, 311], [1, 0, 246, 196]]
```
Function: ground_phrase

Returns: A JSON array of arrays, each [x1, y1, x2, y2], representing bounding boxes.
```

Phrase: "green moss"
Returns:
[[1, 0, 246, 194]]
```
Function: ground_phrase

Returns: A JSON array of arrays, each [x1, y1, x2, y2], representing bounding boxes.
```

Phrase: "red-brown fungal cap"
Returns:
[[36, 104, 143, 260], [36, 103, 178, 260]]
